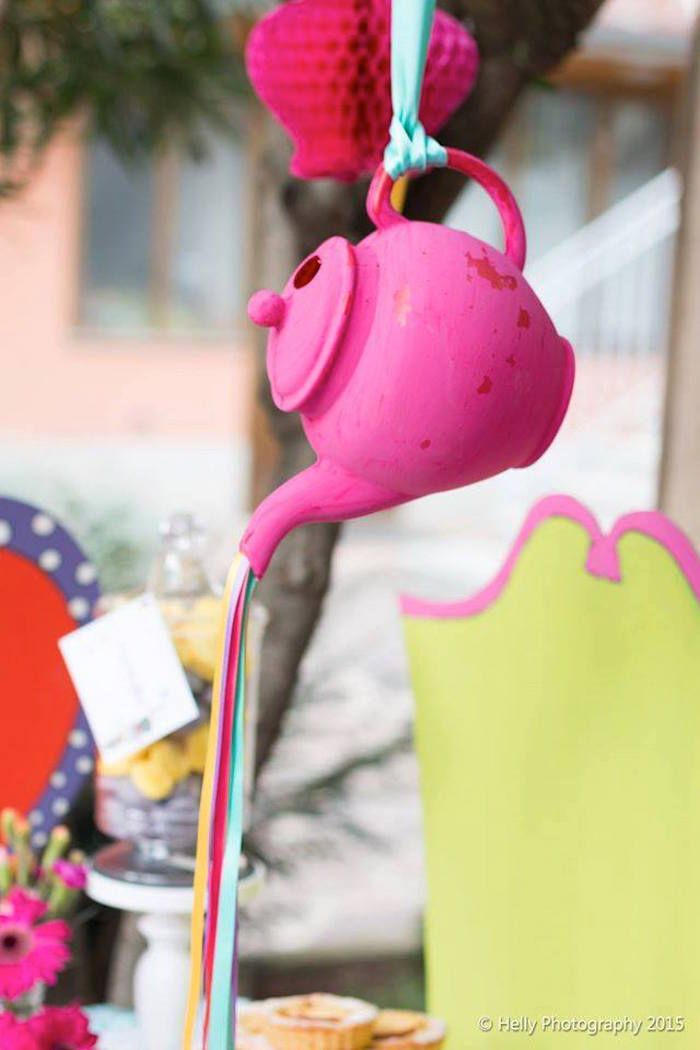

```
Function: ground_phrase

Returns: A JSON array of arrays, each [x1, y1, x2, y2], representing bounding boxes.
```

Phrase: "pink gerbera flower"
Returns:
[[0, 1011, 38, 1050], [0, 889, 71, 1000], [28, 1005, 98, 1049]]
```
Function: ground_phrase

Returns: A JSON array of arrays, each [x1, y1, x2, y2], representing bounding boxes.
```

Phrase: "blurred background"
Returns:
[[1, 0, 699, 1014]]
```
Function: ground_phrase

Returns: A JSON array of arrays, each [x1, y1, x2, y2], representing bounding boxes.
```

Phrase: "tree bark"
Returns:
[[659, 14, 700, 541], [254, 0, 606, 775]]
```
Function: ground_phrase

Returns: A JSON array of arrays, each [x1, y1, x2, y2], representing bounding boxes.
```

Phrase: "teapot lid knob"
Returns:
[[248, 290, 286, 329]]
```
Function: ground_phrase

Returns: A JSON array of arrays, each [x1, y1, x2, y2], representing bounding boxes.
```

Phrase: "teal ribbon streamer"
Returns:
[[383, 0, 447, 179], [210, 573, 256, 1050]]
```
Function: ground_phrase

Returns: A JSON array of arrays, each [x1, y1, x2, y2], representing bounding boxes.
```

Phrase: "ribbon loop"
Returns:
[[383, 0, 448, 179]]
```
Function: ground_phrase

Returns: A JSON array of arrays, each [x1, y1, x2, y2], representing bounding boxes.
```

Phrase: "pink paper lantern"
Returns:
[[245, 0, 479, 181]]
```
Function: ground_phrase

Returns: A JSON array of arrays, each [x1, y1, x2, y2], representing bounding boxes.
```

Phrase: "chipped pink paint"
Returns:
[[401, 495, 700, 619], [394, 286, 412, 327], [466, 253, 518, 292], [243, 151, 576, 579]]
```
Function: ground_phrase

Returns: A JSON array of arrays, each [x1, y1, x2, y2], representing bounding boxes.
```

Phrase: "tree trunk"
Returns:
[[254, 0, 606, 775], [659, 15, 700, 542]]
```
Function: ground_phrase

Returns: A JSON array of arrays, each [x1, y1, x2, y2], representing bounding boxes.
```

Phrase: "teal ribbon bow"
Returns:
[[383, 0, 447, 179]]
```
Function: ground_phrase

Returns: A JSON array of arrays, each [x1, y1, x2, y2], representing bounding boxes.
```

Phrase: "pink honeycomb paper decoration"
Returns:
[[245, 0, 479, 181]]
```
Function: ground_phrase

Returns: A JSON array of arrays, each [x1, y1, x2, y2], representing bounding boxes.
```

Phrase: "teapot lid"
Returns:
[[267, 237, 357, 412]]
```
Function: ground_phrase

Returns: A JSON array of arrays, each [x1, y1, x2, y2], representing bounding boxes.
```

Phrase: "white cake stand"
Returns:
[[88, 853, 265, 1050]]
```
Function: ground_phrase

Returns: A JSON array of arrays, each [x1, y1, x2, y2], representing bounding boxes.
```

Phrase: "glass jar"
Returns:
[[95, 514, 266, 877]]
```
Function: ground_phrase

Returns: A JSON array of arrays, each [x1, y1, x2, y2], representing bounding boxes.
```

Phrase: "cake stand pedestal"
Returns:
[[88, 846, 265, 1050]]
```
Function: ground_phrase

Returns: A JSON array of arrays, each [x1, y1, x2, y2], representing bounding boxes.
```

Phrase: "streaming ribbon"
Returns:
[[208, 570, 254, 1049], [182, 555, 255, 1050]]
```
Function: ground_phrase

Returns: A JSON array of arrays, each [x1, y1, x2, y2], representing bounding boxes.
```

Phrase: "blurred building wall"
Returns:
[[0, 134, 253, 585]]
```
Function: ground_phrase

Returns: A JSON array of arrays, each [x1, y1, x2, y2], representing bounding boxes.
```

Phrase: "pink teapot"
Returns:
[[244, 150, 575, 578]]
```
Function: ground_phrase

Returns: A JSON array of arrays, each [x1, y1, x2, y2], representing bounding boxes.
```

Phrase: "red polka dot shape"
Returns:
[[0, 499, 99, 846]]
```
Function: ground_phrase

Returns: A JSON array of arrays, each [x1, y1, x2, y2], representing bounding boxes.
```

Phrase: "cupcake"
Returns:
[[263, 994, 378, 1050], [370, 1011, 446, 1049]]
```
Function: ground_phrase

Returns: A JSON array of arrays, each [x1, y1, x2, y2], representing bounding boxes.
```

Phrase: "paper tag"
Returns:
[[59, 594, 199, 764]]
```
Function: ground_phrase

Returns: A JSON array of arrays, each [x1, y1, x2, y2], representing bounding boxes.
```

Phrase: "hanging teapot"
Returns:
[[244, 151, 575, 577]]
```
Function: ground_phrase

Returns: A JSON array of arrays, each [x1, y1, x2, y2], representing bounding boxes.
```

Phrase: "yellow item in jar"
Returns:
[[130, 751, 176, 801], [96, 755, 133, 777], [127, 738, 192, 800], [171, 595, 223, 682], [183, 722, 209, 774], [149, 738, 190, 781]]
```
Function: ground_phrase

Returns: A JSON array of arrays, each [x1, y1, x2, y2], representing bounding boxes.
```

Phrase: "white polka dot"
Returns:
[[31, 513, 55, 537], [39, 549, 62, 572], [0, 520, 11, 545], [69, 730, 88, 749], [52, 798, 69, 817], [68, 597, 90, 620], [75, 561, 97, 586], [76, 756, 94, 775], [51, 771, 67, 788], [33, 832, 48, 847], [29, 810, 44, 826]]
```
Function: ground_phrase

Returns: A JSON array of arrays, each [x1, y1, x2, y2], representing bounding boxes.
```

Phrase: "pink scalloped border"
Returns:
[[401, 494, 700, 620]]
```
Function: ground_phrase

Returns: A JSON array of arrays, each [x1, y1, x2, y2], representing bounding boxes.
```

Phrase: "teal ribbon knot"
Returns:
[[383, 0, 448, 179]]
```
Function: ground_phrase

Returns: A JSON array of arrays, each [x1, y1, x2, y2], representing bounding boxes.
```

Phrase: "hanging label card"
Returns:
[[59, 594, 199, 764]]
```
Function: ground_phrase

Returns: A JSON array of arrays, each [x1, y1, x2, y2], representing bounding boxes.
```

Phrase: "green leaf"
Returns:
[[0, 0, 250, 194]]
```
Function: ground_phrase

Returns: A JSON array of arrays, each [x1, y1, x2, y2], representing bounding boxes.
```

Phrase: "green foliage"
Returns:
[[0, 0, 249, 194]]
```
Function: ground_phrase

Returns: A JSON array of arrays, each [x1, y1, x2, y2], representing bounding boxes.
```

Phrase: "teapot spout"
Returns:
[[241, 459, 405, 578]]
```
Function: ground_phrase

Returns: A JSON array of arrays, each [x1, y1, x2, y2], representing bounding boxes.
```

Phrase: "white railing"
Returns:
[[528, 167, 681, 354], [526, 168, 681, 431], [527, 168, 680, 303]]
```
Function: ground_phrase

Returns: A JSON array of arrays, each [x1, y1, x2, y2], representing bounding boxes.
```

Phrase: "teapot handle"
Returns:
[[366, 148, 527, 271]]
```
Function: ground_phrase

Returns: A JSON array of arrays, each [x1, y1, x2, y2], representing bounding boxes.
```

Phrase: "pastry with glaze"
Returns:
[[370, 1010, 446, 1049]]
